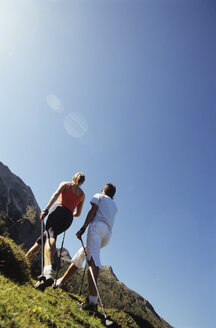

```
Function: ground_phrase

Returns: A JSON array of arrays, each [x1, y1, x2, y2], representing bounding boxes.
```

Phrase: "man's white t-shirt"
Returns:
[[90, 193, 118, 231]]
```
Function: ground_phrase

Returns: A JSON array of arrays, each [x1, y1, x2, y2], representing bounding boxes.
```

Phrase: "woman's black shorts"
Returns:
[[37, 205, 73, 244]]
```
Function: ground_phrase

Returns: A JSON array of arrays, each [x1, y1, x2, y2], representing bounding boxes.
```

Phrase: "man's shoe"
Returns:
[[80, 298, 97, 312], [52, 278, 62, 290]]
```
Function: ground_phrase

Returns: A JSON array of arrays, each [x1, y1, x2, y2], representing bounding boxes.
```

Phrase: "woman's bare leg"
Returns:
[[26, 242, 41, 261]]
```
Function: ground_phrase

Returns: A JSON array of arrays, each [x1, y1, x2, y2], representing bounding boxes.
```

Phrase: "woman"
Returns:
[[26, 172, 85, 288]]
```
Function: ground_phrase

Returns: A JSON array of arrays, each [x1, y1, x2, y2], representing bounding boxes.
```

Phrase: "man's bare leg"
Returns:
[[56, 263, 78, 286], [88, 257, 99, 297]]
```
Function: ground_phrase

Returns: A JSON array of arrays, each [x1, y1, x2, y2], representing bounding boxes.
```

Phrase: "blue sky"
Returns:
[[0, 1, 215, 327]]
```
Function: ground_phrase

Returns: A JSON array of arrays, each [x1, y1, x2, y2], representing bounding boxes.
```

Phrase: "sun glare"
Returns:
[[0, 0, 39, 56]]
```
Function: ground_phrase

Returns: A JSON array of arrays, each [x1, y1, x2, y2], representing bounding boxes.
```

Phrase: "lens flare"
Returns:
[[46, 94, 64, 113], [64, 112, 88, 138]]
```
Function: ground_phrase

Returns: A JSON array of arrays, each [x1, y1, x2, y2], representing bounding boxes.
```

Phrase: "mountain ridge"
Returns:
[[0, 162, 41, 249]]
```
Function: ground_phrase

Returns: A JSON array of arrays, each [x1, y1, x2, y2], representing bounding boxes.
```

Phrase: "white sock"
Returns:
[[89, 295, 97, 305], [43, 265, 52, 274]]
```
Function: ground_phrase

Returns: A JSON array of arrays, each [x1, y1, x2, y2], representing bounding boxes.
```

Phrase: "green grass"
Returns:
[[0, 236, 173, 327], [0, 275, 103, 328], [0, 236, 31, 284], [0, 236, 152, 328], [0, 275, 144, 328]]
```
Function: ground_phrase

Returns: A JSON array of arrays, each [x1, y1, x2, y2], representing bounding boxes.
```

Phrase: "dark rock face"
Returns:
[[0, 162, 41, 250]]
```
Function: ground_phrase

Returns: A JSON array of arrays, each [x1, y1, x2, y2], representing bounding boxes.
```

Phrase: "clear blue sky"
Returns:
[[0, 1, 215, 327]]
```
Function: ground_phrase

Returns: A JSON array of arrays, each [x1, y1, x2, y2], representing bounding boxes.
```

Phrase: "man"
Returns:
[[55, 183, 117, 311]]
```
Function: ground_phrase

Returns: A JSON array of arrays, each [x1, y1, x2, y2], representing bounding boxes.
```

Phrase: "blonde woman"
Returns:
[[26, 172, 85, 289]]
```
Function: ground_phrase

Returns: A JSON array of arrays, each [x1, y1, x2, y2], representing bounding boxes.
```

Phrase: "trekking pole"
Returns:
[[53, 231, 66, 288], [36, 221, 46, 283], [41, 221, 44, 276], [79, 262, 87, 296], [80, 238, 113, 327], [34, 221, 46, 287]]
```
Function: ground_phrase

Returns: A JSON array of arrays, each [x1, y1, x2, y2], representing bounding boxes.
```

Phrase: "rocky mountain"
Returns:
[[0, 162, 41, 249]]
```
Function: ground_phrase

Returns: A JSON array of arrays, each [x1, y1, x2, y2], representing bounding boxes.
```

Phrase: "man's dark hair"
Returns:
[[103, 183, 116, 199]]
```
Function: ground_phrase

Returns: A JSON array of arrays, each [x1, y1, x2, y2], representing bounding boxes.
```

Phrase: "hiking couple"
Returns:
[[26, 172, 117, 311]]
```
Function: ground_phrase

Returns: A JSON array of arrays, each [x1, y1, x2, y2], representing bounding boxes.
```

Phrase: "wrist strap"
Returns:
[[80, 226, 86, 234], [43, 208, 49, 216]]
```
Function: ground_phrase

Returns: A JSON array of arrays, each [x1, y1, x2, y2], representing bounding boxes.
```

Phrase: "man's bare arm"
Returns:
[[76, 203, 98, 239]]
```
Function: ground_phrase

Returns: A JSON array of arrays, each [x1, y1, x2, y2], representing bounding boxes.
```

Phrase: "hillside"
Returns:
[[0, 236, 172, 328], [57, 261, 171, 328], [0, 236, 125, 328]]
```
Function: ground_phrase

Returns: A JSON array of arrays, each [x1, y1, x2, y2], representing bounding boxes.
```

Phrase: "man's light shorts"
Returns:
[[71, 221, 111, 270]]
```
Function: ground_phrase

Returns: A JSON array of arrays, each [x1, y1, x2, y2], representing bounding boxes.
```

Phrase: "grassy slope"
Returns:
[[1, 274, 143, 328], [0, 236, 174, 328], [0, 236, 157, 328]]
